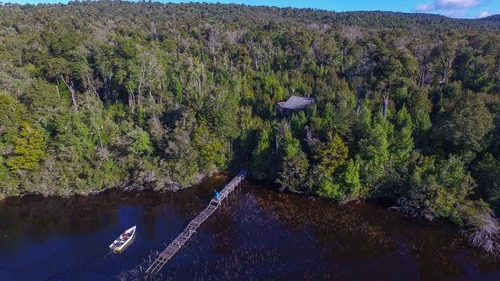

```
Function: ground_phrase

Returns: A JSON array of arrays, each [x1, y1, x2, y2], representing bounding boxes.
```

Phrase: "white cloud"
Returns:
[[416, 3, 435, 11], [476, 11, 492, 18], [416, 0, 481, 12]]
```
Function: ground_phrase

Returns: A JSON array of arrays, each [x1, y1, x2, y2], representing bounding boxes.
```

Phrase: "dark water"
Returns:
[[1, 174, 499, 281]]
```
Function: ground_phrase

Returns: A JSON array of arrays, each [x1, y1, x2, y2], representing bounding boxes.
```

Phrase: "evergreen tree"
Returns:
[[276, 122, 310, 192], [6, 122, 46, 174], [407, 89, 432, 151], [434, 92, 493, 160], [316, 132, 348, 175], [251, 126, 273, 180], [126, 126, 153, 156], [342, 158, 363, 199], [194, 121, 227, 171], [316, 174, 343, 200], [391, 106, 414, 164], [290, 111, 307, 141], [358, 112, 391, 189], [473, 154, 500, 212]]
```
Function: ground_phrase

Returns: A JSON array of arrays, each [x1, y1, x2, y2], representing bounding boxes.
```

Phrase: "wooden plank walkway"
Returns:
[[145, 169, 247, 275]]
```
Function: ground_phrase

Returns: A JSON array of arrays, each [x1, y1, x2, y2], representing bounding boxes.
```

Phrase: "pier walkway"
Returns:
[[145, 169, 247, 275]]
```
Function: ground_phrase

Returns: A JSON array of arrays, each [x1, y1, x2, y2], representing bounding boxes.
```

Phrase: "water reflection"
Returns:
[[0, 174, 499, 281]]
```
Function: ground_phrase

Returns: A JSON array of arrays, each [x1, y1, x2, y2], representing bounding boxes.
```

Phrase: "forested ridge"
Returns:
[[480, 15, 500, 22], [1, 1, 499, 254]]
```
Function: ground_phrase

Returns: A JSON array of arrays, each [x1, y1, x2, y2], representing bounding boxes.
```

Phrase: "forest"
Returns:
[[0, 1, 499, 254]]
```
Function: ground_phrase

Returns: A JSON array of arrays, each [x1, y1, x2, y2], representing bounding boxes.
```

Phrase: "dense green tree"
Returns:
[[316, 174, 343, 200], [6, 122, 46, 174], [391, 106, 414, 164], [473, 154, 500, 212], [316, 132, 349, 175], [194, 121, 227, 171], [358, 112, 392, 189], [407, 89, 432, 151], [434, 92, 493, 160], [257, 74, 285, 116], [126, 127, 153, 156], [166, 126, 200, 187], [276, 122, 310, 192], [342, 158, 363, 199], [407, 155, 476, 224], [251, 125, 273, 180], [290, 111, 307, 141], [0, 93, 28, 145]]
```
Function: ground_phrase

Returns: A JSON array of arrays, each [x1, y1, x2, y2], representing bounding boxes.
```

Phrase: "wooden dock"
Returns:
[[145, 169, 247, 275]]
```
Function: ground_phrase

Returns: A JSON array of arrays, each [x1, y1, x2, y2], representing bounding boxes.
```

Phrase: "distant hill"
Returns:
[[0, 2, 499, 32], [479, 14, 500, 22], [330, 11, 500, 30]]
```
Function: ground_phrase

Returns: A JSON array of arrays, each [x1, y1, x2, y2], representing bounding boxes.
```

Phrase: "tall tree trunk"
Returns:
[[126, 76, 136, 113], [382, 95, 389, 119], [128, 91, 136, 112], [60, 75, 78, 111], [437, 58, 453, 107], [418, 68, 425, 88]]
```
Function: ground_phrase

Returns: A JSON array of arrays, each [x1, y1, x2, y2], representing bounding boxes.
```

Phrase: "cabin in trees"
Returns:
[[275, 96, 315, 116]]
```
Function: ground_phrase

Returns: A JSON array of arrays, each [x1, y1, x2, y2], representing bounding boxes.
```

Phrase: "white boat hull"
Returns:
[[109, 226, 136, 253]]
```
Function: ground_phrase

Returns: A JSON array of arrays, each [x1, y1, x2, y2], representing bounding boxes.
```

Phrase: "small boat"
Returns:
[[109, 226, 136, 253]]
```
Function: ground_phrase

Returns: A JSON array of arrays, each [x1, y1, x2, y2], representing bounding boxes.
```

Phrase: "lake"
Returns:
[[1, 174, 499, 280]]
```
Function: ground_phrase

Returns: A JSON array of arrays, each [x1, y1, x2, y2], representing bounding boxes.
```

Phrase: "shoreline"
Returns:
[[1, 170, 224, 201], [2, 172, 498, 258]]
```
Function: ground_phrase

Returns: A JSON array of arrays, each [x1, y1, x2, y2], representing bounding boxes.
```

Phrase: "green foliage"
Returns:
[[342, 158, 363, 199], [316, 175, 344, 200], [316, 132, 348, 175], [358, 112, 391, 189], [126, 127, 153, 156], [391, 106, 414, 164], [290, 111, 307, 140], [0, 156, 10, 183], [194, 121, 227, 171], [6, 122, 46, 174], [0, 2, 499, 238], [407, 89, 432, 150], [355, 100, 372, 141], [473, 154, 500, 212], [276, 122, 310, 192], [166, 125, 200, 187], [408, 155, 476, 224], [258, 74, 285, 116], [434, 92, 494, 160], [251, 125, 273, 180], [432, 156, 476, 223], [316, 157, 362, 200], [22, 79, 64, 126], [0, 93, 28, 145]]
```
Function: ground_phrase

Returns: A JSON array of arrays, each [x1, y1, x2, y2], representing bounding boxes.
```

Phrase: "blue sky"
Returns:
[[3, 0, 500, 18]]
